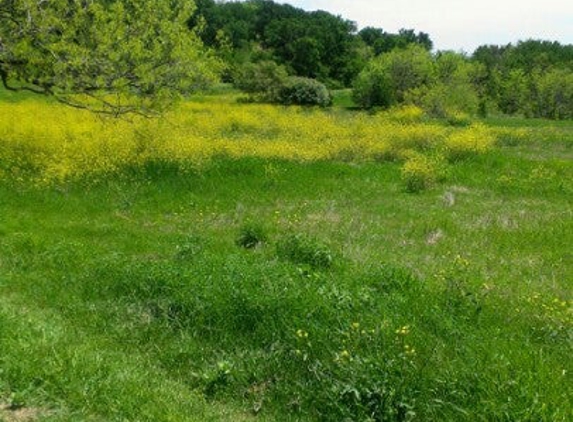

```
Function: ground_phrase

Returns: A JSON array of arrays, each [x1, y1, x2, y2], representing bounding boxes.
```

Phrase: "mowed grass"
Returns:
[[0, 94, 572, 421]]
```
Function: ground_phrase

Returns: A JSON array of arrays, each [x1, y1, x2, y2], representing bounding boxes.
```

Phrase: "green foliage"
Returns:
[[190, 0, 434, 87], [407, 83, 478, 119], [406, 52, 482, 118], [277, 77, 332, 107], [534, 69, 573, 120], [353, 39, 573, 120], [353, 45, 434, 108], [276, 233, 334, 269], [473, 40, 573, 120], [353, 63, 394, 109], [498, 69, 530, 115], [359, 27, 433, 55], [233, 60, 288, 101], [191, 0, 363, 85], [233, 65, 331, 106], [0, 0, 220, 114]]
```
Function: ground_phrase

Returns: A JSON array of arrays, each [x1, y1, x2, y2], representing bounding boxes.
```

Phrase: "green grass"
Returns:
[[0, 109, 572, 420]]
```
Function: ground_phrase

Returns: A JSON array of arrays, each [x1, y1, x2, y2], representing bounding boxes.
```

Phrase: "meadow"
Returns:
[[0, 90, 572, 421]]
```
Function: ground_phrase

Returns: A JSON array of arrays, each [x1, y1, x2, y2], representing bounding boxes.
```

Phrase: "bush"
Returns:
[[276, 233, 334, 269], [444, 110, 473, 127], [353, 45, 434, 109], [534, 69, 573, 120], [444, 123, 495, 161], [353, 64, 394, 109], [384, 105, 426, 124], [236, 222, 268, 249], [401, 152, 445, 192], [406, 82, 479, 120], [277, 77, 332, 107], [233, 61, 289, 102]]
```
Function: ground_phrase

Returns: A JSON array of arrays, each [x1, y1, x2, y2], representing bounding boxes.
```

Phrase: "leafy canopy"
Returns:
[[0, 0, 220, 114]]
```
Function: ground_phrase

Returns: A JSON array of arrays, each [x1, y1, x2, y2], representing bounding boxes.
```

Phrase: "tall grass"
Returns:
[[0, 94, 571, 421]]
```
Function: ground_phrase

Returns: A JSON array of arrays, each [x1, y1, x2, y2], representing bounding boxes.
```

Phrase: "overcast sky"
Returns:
[[276, 0, 573, 52]]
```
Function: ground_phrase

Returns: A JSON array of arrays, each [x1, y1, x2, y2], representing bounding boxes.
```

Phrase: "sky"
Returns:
[[276, 0, 573, 52]]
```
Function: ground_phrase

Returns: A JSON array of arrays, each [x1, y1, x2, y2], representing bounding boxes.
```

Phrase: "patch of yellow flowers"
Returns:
[[1, 99, 499, 185]]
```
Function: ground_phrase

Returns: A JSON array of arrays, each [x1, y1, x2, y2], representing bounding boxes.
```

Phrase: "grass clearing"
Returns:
[[1, 93, 572, 420]]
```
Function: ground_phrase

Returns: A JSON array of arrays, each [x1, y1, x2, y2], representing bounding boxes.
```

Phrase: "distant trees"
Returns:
[[0, 0, 220, 114], [533, 69, 573, 119], [358, 27, 433, 55], [4, 0, 568, 119], [473, 40, 573, 118], [352, 39, 573, 120], [190, 0, 433, 87]]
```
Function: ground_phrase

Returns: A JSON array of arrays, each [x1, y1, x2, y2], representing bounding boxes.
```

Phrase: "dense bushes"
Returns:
[[353, 45, 434, 109], [533, 69, 573, 119], [354, 43, 573, 120], [354, 47, 483, 118], [234, 62, 331, 106], [277, 77, 332, 106], [233, 61, 288, 102]]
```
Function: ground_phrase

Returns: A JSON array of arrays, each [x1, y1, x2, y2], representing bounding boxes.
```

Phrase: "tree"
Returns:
[[406, 52, 481, 117], [359, 27, 433, 56], [0, 0, 220, 114], [354, 45, 434, 108], [534, 69, 573, 119]]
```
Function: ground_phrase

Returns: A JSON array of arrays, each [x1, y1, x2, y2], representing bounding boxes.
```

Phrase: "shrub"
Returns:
[[534, 69, 573, 120], [444, 123, 495, 161], [236, 222, 268, 249], [277, 77, 332, 107], [401, 152, 445, 192], [233, 61, 289, 102], [406, 82, 479, 120], [384, 105, 425, 124], [445, 110, 473, 127], [353, 64, 394, 109], [353, 45, 434, 109], [276, 233, 334, 269]]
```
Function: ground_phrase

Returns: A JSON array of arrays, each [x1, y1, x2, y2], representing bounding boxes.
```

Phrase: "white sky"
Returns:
[[277, 0, 573, 52]]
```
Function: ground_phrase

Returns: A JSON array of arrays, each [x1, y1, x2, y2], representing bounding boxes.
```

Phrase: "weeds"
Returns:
[[401, 152, 446, 192], [276, 233, 334, 269], [236, 222, 268, 249], [0, 95, 571, 421]]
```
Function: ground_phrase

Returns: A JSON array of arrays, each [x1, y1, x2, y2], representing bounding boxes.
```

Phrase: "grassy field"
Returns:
[[0, 91, 572, 421]]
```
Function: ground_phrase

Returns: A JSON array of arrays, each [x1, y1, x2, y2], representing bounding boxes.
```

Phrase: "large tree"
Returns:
[[0, 0, 220, 114]]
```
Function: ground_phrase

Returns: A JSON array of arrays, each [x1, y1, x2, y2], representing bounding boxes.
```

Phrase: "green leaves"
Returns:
[[0, 0, 221, 114]]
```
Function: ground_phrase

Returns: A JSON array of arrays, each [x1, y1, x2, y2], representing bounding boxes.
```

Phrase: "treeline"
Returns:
[[191, 0, 573, 119], [355, 43, 573, 120], [474, 41, 573, 118], [190, 0, 432, 86]]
